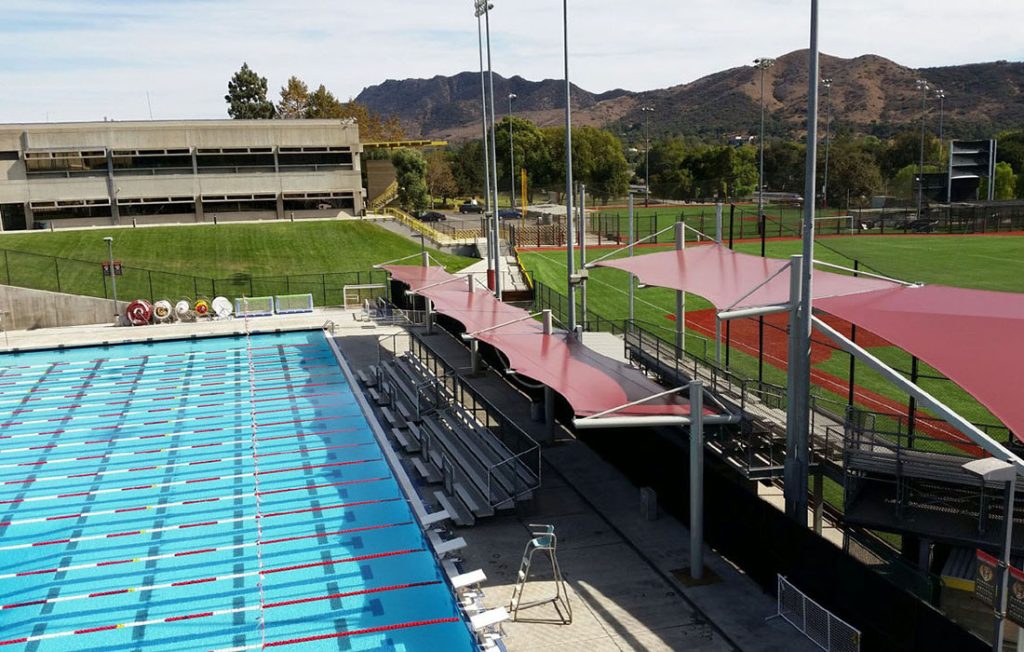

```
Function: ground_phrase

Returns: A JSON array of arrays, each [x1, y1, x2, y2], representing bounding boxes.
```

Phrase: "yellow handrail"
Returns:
[[368, 180, 399, 212]]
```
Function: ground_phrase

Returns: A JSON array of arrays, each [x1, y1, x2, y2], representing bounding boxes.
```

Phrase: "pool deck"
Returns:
[[0, 311, 816, 652]]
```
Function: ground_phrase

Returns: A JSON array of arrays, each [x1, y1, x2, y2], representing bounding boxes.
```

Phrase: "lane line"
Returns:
[[0, 520, 411, 610]]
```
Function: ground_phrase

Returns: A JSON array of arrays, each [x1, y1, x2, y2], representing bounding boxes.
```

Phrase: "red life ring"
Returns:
[[195, 299, 210, 316], [126, 300, 153, 326]]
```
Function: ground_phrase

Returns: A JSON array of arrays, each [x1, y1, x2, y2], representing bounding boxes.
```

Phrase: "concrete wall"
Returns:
[[0, 284, 118, 330]]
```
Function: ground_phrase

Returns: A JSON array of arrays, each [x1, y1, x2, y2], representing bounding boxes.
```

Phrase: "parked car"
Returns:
[[415, 211, 446, 222], [498, 209, 522, 219], [459, 201, 484, 214]]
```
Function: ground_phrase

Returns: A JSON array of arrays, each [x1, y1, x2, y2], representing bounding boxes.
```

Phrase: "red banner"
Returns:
[[976, 549, 998, 608]]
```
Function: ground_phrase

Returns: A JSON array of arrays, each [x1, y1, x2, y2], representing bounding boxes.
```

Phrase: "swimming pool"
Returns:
[[0, 330, 477, 651]]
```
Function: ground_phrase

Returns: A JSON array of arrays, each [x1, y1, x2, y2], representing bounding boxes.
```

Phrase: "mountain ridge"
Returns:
[[355, 51, 1024, 142]]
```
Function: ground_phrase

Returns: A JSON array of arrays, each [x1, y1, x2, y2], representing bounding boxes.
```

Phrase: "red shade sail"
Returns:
[[816, 286, 1024, 442], [476, 331, 693, 417], [382, 265, 461, 293], [384, 265, 695, 419], [597, 244, 894, 309]]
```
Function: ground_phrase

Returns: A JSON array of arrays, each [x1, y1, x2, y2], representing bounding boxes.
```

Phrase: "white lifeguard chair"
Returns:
[[508, 523, 572, 624]]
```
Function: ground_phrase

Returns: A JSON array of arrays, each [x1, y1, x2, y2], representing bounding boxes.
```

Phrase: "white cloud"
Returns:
[[0, 0, 1020, 123]]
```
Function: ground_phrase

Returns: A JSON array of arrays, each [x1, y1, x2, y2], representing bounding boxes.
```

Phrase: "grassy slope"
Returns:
[[0, 221, 473, 302]]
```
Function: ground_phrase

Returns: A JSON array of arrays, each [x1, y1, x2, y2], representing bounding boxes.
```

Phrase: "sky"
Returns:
[[1, 0, 1021, 123]]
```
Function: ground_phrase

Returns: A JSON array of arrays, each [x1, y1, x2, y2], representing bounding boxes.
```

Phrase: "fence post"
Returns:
[[322, 273, 327, 305], [148, 271, 154, 303], [54, 258, 61, 293], [193, 277, 198, 298]]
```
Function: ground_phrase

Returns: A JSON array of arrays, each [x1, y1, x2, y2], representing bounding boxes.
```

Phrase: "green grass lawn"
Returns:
[[0, 221, 473, 304], [521, 234, 1024, 441]]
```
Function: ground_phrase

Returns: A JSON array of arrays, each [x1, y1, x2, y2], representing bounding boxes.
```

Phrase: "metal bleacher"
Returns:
[[360, 333, 541, 527]]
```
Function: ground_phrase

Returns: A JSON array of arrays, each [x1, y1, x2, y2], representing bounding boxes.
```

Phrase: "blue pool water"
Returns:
[[0, 330, 476, 651]]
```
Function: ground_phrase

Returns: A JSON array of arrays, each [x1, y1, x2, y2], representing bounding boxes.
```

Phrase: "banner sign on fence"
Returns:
[[1008, 565, 1024, 627], [101, 261, 123, 277], [975, 549, 999, 608]]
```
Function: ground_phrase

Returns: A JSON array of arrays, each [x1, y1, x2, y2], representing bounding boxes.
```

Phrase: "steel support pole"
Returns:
[[908, 356, 920, 447], [628, 193, 635, 322], [784, 0, 820, 526], [562, 0, 576, 335], [996, 475, 1017, 652], [484, 5, 502, 297], [675, 221, 685, 354], [715, 203, 723, 243], [104, 237, 118, 323], [689, 380, 705, 580], [784, 254, 807, 524], [476, 12, 493, 282], [580, 184, 587, 327]]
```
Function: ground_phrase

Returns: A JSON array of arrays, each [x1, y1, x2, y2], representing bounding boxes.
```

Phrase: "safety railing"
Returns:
[[775, 575, 861, 652], [367, 180, 399, 212]]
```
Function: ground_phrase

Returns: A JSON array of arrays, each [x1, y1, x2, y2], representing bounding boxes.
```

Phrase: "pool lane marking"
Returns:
[[0, 470, 387, 528], [0, 495, 402, 559], [212, 616, 463, 652], [0, 519, 412, 610], [0, 449, 381, 488], [0, 415, 353, 447], [0, 370, 340, 405], [0, 423, 358, 472], [0, 424, 358, 456], [0, 431, 366, 504], [0, 577, 441, 647], [0, 409, 353, 441], [0, 387, 347, 427], [0, 343, 323, 375]]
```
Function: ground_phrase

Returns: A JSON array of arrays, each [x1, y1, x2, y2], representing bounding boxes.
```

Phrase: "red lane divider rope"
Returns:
[[0, 387, 349, 429], [0, 365, 338, 401], [0, 423, 358, 458], [0, 469, 385, 528], [0, 520, 411, 610], [0, 445, 379, 488], [0, 440, 369, 507], [0, 437, 361, 473], [0, 576, 439, 648], [0, 497, 403, 573]]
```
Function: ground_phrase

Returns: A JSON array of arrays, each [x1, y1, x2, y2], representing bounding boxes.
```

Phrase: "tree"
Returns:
[[994, 161, 1016, 200], [493, 116, 549, 200], [822, 140, 883, 208], [648, 138, 693, 199], [225, 63, 275, 119], [892, 163, 940, 199], [451, 140, 486, 198], [763, 141, 805, 193], [391, 148, 429, 212], [425, 150, 458, 207], [305, 84, 344, 119], [277, 76, 309, 119], [538, 126, 629, 203]]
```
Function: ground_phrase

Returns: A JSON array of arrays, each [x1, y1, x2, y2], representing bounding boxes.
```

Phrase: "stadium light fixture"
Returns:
[[915, 78, 930, 220], [508, 93, 517, 212], [753, 58, 775, 228], [640, 106, 655, 207], [821, 78, 833, 210], [473, 1, 495, 286]]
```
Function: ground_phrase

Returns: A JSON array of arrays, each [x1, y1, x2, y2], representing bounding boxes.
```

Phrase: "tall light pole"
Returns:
[[821, 77, 833, 210], [935, 88, 947, 166], [483, 0, 502, 297], [784, 0, 819, 525], [915, 78, 930, 220], [754, 58, 775, 225], [508, 93, 517, 213], [474, 1, 494, 286], [641, 106, 654, 208], [104, 236, 118, 323], [563, 0, 576, 334]]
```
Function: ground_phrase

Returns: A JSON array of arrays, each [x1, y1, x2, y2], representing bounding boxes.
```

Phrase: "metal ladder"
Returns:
[[508, 524, 572, 624]]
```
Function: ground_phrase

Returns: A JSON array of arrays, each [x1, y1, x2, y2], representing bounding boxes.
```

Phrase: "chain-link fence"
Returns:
[[776, 575, 861, 652], [0, 247, 386, 307]]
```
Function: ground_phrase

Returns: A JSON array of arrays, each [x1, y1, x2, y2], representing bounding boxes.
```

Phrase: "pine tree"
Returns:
[[277, 76, 309, 119], [225, 63, 276, 119]]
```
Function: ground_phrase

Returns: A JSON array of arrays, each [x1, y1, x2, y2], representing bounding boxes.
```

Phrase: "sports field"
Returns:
[[520, 234, 1024, 445], [0, 221, 473, 304]]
